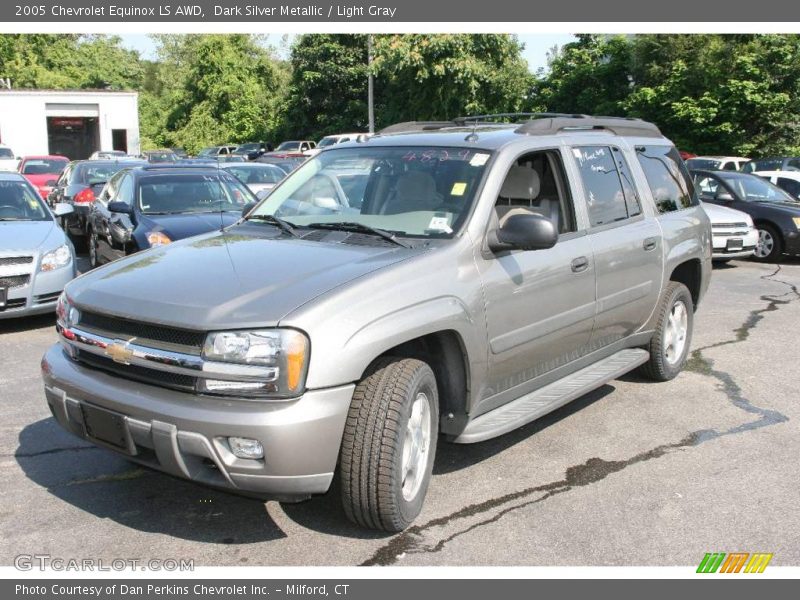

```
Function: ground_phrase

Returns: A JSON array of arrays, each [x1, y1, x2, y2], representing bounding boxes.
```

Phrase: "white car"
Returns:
[[702, 201, 758, 261], [304, 133, 366, 157], [0, 145, 19, 171], [686, 156, 750, 172], [753, 170, 800, 200], [89, 150, 128, 160]]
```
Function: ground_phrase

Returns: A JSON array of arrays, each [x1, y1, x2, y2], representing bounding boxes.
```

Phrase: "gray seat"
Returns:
[[495, 166, 560, 231], [381, 171, 442, 214]]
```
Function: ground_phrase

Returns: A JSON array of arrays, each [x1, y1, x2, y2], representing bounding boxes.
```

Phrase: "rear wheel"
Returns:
[[753, 224, 783, 262], [640, 282, 694, 381], [340, 357, 438, 532]]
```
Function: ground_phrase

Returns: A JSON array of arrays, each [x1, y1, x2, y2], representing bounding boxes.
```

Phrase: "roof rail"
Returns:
[[514, 115, 662, 138], [454, 112, 586, 124], [378, 121, 460, 135]]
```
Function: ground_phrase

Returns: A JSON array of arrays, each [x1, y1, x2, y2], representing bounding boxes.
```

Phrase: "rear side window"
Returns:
[[572, 146, 640, 227], [635, 146, 698, 214]]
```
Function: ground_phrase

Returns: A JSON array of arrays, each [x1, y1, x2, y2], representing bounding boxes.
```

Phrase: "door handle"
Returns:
[[643, 237, 657, 251], [571, 256, 589, 273]]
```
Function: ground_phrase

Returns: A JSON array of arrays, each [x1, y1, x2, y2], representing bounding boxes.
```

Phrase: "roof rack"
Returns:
[[378, 121, 461, 135], [514, 115, 662, 138], [377, 113, 663, 138]]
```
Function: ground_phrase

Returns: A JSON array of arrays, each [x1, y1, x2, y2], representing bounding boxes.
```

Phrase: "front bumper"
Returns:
[[0, 259, 75, 320], [41, 344, 354, 499], [711, 228, 758, 260]]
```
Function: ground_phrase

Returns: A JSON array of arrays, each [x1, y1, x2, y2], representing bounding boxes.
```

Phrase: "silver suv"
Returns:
[[41, 114, 711, 531]]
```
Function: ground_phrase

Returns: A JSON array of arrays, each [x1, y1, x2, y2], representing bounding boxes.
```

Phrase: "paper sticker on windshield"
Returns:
[[450, 182, 467, 196], [470, 153, 490, 167], [428, 216, 453, 233]]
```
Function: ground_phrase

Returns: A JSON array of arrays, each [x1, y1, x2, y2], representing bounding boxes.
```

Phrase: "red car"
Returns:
[[18, 155, 69, 199]]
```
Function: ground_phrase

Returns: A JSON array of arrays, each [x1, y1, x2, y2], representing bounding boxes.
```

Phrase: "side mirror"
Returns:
[[489, 213, 558, 253], [107, 201, 132, 214], [242, 201, 257, 217], [46, 179, 58, 187], [716, 191, 734, 202], [52, 203, 74, 217]]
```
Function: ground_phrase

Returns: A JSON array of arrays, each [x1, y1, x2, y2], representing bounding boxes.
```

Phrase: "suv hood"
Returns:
[[701, 202, 752, 224], [67, 226, 420, 330]]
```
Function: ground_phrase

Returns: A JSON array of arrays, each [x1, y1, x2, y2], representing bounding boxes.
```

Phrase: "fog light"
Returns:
[[228, 437, 264, 460]]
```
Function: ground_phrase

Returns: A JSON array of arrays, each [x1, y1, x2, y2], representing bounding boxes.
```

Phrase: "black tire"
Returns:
[[87, 228, 99, 269], [753, 223, 783, 263], [639, 281, 694, 382], [340, 357, 439, 532]]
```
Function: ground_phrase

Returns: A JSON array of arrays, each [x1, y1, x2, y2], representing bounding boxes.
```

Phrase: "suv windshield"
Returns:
[[138, 173, 254, 214], [722, 174, 797, 203], [251, 146, 493, 238], [21, 158, 68, 174], [0, 181, 50, 221]]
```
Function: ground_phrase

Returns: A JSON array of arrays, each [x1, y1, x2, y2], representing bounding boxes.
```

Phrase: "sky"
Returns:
[[117, 33, 576, 73]]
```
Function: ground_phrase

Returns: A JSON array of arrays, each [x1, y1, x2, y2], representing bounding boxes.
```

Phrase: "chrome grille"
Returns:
[[77, 311, 206, 351], [74, 349, 198, 392], [712, 222, 748, 229]]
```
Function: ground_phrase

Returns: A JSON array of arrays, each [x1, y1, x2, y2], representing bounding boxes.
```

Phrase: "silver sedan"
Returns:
[[0, 172, 77, 319]]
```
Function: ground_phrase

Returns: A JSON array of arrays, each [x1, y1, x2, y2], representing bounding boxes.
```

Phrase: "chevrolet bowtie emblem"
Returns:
[[105, 340, 134, 365]]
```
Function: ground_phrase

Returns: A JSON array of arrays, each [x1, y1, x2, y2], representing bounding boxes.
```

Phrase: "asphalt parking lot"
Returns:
[[1, 257, 799, 567]]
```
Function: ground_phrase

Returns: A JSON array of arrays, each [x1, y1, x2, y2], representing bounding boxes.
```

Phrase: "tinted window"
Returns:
[[635, 145, 697, 213], [686, 158, 722, 171], [777, 177, 800, 199], [138, 173, 253, 214], [743, 159, 782, 173], [116, 174, 135, 205], [0, 148, 15, 159], [787, 159, 800, 171], [722, 161, 738, 171], [573, 146, 630, 226]]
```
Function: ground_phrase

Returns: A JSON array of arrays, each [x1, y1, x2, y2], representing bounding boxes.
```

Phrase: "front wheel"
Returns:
[[340, 357, 439, 532], [640, 282, 694, 381], [88, 229, 100, 269], [753, 224, 783, 262]]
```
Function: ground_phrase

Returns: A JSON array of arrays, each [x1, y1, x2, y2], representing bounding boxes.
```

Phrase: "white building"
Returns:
[[0, 89, 139, 160]]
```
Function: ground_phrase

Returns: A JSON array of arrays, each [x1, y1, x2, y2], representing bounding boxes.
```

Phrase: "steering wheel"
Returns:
[[0, 205, 24, 219]]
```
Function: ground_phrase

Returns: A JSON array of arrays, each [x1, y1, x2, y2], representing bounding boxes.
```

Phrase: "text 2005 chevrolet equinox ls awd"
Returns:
[[42, 114, 711, 531]]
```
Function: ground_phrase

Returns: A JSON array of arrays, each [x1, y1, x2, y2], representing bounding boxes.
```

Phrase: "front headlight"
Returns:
[[200, 329, 310, 397], [792, 217, 800, 229], [40, 244, 72, 272]]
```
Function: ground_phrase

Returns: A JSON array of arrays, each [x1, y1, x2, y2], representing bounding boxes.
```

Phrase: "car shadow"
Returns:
[[18, 385, 615, 543], [0, 313, 55, 334], [280, 385, 615, 537], [16, 417, 286, 545]]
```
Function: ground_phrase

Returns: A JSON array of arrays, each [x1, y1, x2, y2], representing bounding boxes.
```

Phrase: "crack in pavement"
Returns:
[[362, 264, 795, 566]]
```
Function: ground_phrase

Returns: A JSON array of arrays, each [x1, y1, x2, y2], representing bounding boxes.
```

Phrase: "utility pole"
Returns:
[[367, 34, 374, 134]]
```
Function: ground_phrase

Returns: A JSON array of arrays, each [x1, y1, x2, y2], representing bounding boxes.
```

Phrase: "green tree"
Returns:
[[279, 34, 369, 140], [140, 34, 287, 153], [373, 34, 533, 126]]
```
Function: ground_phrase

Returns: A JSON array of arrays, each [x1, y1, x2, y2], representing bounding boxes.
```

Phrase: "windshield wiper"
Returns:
[[247, 214, 301, 237], [306, 221, 410, 248]]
